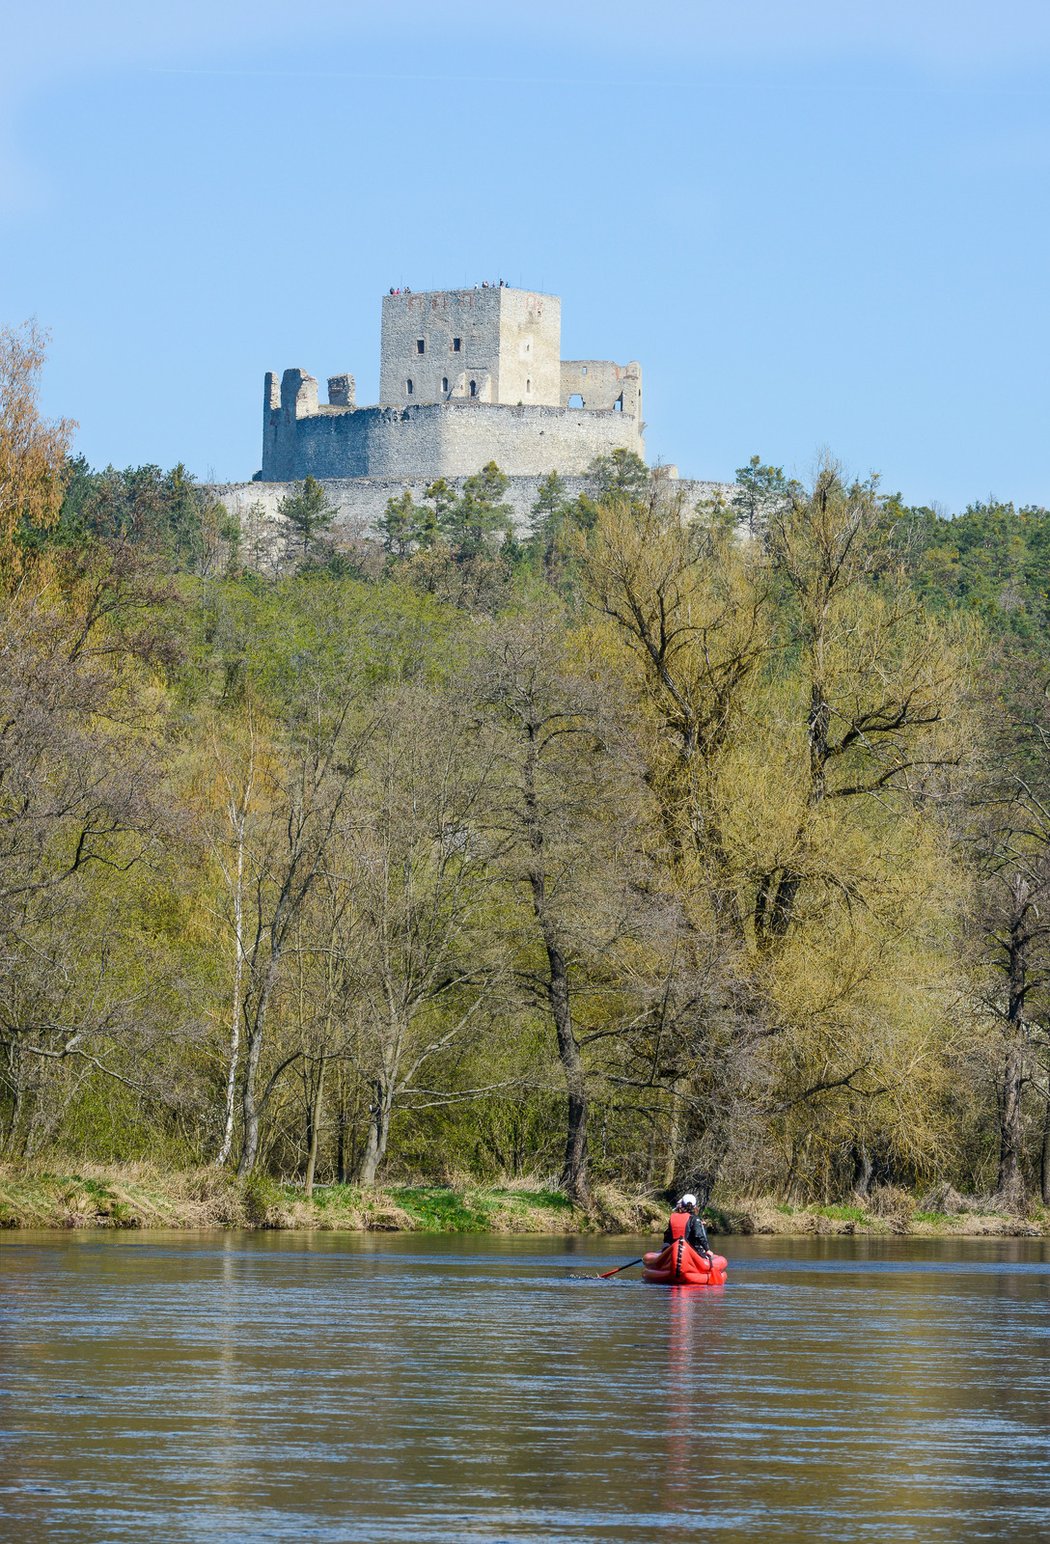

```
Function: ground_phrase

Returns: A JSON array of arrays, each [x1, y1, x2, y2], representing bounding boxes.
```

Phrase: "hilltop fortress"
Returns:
[[263, 286, 644, 482], [211, 286, 721, 533]]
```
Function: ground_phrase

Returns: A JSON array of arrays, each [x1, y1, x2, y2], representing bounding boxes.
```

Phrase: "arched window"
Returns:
[[526, 378, 531, 393], [442, 377, 449, 393], [406, 379, 414, 395], [613, 393, 624, 412], [469, 379, 477, 398]]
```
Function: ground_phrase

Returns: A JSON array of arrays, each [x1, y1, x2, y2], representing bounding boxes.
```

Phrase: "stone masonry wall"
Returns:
[[378, 288, 562, 407], [560, 359, 642, 417], [210, 474, 732, 545], [262, 400, 644, 482]]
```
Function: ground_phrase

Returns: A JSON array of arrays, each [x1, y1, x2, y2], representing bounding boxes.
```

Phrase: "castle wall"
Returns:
[[560, 359, 642, 417], [261, 287, 651, 487], [264, 400, 644, 482], [262, 368, 322, 481], [211, 474, 731, 543]]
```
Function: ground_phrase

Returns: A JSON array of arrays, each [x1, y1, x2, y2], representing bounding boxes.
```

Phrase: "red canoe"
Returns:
[[642, 1241, 728, 1286]]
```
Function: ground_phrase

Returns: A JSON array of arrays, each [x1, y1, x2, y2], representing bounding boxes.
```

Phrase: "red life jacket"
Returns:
[[668, 1209, 689, 1279]]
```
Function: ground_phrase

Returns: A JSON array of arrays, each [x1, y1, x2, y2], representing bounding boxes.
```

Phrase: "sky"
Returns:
[[2, 0, 1048, 511]]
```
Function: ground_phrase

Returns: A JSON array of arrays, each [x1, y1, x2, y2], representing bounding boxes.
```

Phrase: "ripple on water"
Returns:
[[1, 1232, 1047, 1543]]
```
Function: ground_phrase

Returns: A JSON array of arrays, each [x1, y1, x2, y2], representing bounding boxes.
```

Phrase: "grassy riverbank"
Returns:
[[0, 1164, 662, 1234], [1, 1164, 1046, 1236]]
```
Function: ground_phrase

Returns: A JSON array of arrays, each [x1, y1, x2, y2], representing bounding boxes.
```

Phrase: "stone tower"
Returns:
[[379, 287, 563, 407]]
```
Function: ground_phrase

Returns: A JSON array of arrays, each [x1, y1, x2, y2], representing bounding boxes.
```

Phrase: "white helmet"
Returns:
[[678, 1193, 698, 1209]]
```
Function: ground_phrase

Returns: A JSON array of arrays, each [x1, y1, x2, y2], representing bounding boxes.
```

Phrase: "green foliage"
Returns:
[[242, 1171, 283, 1224], [277, 475, 337, 563], [897, 497, 1050, 649], [4, 409, 1049, 1212], [49, 457, 235, 574], [378, 489, 420, 557], [731, 454, 794, 534], [587, 448, 648, 503]]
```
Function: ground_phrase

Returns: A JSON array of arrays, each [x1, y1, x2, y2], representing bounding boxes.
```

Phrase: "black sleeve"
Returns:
[[689, 1216, 711, 1253], [662, 1224, 673, 1244]]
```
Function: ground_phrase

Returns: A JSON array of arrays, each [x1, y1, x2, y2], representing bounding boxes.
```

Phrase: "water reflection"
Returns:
[[0, 1232, 1046, 1542]]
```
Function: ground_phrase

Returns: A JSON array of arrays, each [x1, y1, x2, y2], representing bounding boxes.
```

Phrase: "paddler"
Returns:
[[663, 1193, 714, 1265]]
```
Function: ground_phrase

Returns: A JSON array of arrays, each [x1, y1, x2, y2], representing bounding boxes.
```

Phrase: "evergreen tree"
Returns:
[[731, 454, 792, 535], [277, 475, 336, 562]]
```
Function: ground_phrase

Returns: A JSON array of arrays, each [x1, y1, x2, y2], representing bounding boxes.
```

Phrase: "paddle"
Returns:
[[597, 1256, 644, 1279]]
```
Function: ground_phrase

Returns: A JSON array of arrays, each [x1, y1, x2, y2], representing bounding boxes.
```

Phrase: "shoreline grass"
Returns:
[[1, 1163, 1046, 1237]]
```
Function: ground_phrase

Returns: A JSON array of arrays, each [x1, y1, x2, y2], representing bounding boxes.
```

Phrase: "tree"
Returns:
[[278, 476, 337, 563], [757, 462, 968, 947], [202, 705, 259, 1168], [588, 482, 771, 944], [586, 463, 971, 1198], [231, 693, 368, 1176], [0, 321, 74, 587], [731, 454, 792, 537], [475, 606, 647, 1204], [378, 490, 419, 558], [0, 575, 173, 1153], [587, 448, 648, 504], [969, 665, 1050, 1207], [525, 470, 596, 592], [441, 461, 512, 558], [528, 471, 568, 541], [339, 682, 501, 1184]]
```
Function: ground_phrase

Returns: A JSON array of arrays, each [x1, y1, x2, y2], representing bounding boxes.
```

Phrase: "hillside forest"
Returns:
[[2, 322, 1049, 1211]]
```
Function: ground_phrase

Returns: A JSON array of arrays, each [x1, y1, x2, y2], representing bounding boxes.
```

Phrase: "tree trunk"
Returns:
[[214, 734, 253, 1167], [852, 1143, 873, 1199], [336, 1064, 349, 1185], [997, 1040, 1026, 1208], [237, 1025, 263, 1177], [303, 1055, 326, 1200], [356, 1077, 393, 1186], [1041, 1075, 1050, 1207], [535, 922, 588, 1204], [662, 1079, 685, 1191], [522, 729, 589, 1207], [236, 967, 276, 1177], [995, 909, 1028, 1210]]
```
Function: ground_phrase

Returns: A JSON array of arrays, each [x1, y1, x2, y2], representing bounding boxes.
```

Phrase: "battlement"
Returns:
[[260, 287, 644, 482]]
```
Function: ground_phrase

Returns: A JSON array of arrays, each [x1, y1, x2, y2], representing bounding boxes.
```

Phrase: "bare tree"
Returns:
[[234, 686, 371, 1176], [475, 605, 652, 1205], [336, 682, 503, 1185]]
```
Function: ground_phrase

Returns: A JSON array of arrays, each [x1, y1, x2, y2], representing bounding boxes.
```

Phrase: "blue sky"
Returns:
[[2, 1, 1047, 510]]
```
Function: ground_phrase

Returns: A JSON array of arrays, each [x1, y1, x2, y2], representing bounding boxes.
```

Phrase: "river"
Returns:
[[1, 1232, 1048, 1541]]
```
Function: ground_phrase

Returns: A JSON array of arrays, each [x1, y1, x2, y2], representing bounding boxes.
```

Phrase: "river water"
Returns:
[[1, 1232, 1048, 1542]]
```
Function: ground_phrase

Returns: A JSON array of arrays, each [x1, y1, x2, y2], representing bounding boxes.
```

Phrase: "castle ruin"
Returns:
[[260, 286, 644, 482], [205, 285, 725, 537]]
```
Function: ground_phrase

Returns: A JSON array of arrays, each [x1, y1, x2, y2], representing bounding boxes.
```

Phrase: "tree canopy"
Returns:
[[2, 348, 1048, 1212]]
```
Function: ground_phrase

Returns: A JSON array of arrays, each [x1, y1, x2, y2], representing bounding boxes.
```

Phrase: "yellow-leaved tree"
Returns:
[[586, 462, 976, 1199], [0, 321, 74, 587]]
